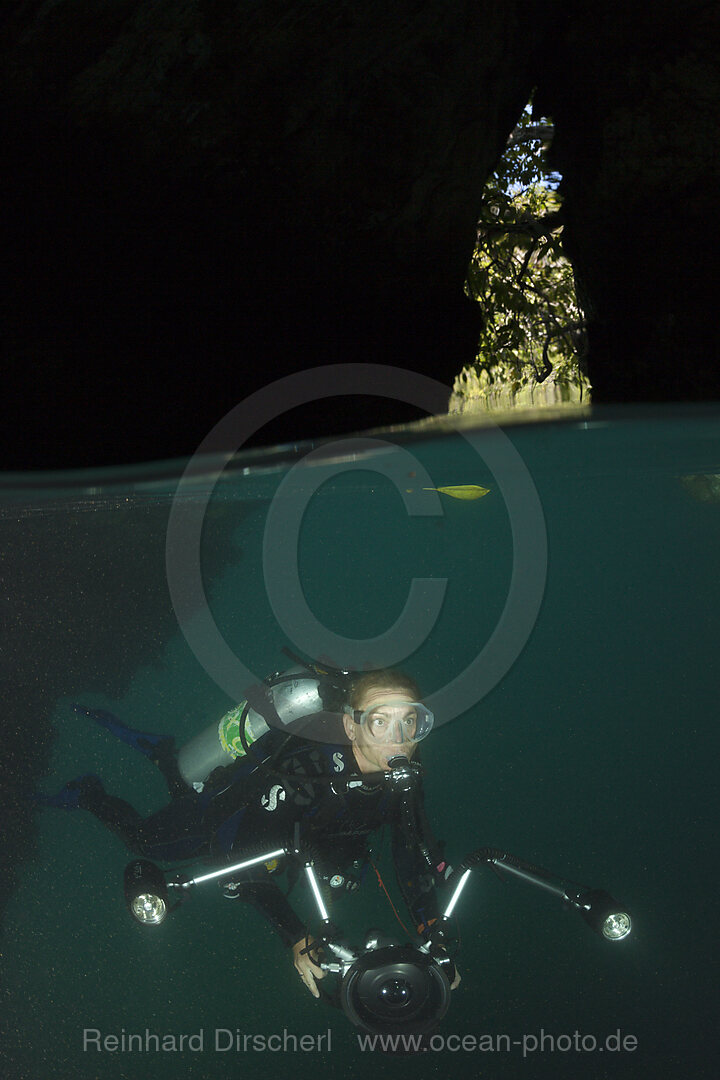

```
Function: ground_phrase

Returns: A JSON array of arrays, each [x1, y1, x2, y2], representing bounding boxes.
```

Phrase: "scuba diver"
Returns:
[[38, 659, 461, 1000]]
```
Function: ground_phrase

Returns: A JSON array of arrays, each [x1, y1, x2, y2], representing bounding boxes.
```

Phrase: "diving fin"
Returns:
[[34, 773, 103, 810], [70, 703, 171, 759]]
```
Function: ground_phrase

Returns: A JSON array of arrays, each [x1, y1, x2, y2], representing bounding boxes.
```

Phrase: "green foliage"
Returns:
[[462, 101, 589, 403]]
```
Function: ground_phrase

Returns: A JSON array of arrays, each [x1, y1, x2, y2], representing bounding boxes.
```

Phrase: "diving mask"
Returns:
[[349, 701, 434, 744]]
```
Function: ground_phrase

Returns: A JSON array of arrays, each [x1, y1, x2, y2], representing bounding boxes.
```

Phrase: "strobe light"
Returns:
[[124, 860, 169, 925], [576, 889, 632, 941]]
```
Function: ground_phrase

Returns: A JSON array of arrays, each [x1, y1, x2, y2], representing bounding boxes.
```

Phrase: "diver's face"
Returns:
[[343, 687, 419, 774]]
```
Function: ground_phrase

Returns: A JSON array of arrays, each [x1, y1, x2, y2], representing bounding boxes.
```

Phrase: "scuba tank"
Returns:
[[176, 700, 268, 788], [176, 659, 352, 789]]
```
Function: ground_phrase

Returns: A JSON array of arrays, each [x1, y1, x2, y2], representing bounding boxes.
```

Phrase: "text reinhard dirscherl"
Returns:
[[83, 1026, 639, 1057], [82, 1029, 332, 1053]]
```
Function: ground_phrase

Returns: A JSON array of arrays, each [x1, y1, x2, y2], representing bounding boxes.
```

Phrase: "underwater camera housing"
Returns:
[[331, 930, 452, 1035]]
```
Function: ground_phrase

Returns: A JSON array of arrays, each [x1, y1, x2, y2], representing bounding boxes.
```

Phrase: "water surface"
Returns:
[[2, 406, 717, 1078]]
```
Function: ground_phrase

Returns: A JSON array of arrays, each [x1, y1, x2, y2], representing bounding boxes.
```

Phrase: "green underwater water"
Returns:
[[2, 407, 719, 1079]]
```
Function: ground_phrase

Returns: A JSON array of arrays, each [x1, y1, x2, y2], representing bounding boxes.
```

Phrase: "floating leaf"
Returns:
[[423, 485, 490, 500]]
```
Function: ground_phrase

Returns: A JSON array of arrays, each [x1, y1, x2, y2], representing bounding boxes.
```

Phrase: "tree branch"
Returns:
[[477, 212, 564, 242], [506, 123, 555, 148]]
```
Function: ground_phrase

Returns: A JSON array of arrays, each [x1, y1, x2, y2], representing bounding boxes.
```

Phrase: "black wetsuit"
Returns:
[[81, 730, 446, 947]]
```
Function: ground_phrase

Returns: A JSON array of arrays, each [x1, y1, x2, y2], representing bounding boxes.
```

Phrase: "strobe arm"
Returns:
[[168, 847, 288, 890], [433, 847, 632, 943], [128, 824, 330, 928]]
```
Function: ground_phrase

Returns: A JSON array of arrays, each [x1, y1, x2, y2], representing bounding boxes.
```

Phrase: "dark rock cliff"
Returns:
[[2, 2, 536, 466], [1, 0, 718, 460]]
